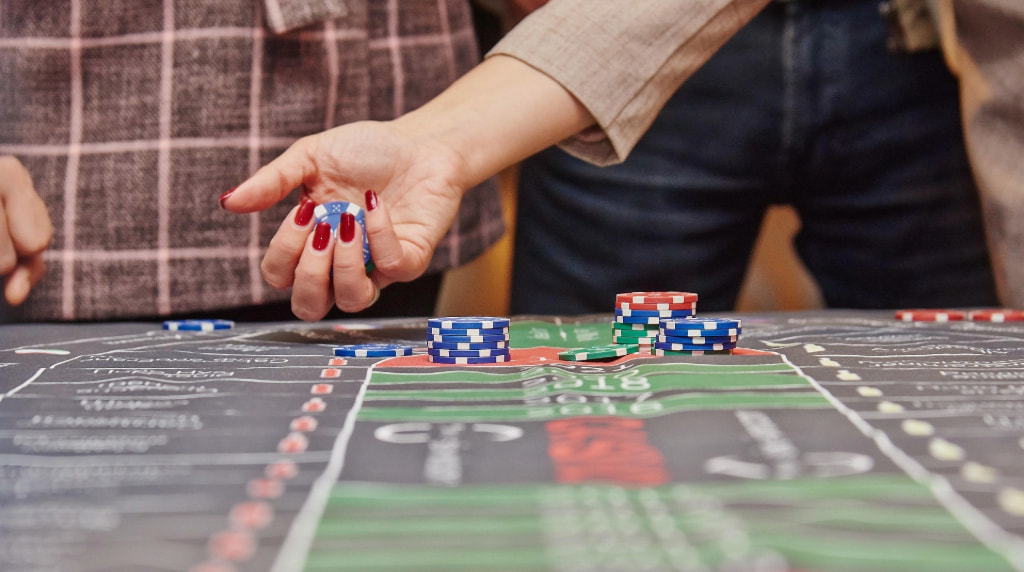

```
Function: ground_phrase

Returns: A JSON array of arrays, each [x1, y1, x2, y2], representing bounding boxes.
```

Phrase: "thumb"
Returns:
[[219, 135, 317, 213]]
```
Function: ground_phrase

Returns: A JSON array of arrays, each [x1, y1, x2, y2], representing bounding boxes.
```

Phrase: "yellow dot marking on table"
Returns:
[[998, 488, 1024, 516], [804, 344, 825, 353], [929, 438, 965, 461], [901, 419, 934, 437], [856, 386, 883, 397], [819, 358, 840, 367], [961, 462, 1000, 484], [877, 401, 904, 414], [837, 370, 861, 381]]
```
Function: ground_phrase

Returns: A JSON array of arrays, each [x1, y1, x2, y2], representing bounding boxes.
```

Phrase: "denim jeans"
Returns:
[[510, 0, 998, 314]]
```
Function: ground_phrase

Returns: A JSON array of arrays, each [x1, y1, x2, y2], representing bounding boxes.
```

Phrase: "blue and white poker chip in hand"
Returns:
[[333, 343, 414, 357], [313, 201, 373, 271]]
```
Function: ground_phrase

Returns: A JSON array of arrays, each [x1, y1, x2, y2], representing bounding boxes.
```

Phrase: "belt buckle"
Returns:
[[879, 0, 940, 53]]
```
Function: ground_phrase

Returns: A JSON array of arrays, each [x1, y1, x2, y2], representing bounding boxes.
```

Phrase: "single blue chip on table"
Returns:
[[660, 317, 742, 332], [162, 319, 234, 331], [334, 343, 414, 357], [427, 317, 511, 330], [313, 201, 374, 272]]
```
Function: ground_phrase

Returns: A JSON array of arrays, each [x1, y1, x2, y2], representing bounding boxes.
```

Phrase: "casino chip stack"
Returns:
[[613, 292, 698, 350], [427, 317, 511, 364], [656, 317, 742, 356]]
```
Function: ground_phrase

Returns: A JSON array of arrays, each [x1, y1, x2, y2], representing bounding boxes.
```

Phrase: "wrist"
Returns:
[[391, 55, 595, 192], [388, 111, 477, 195]]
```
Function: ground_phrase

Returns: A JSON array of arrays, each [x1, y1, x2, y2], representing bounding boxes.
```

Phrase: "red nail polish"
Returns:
[[340, 212, 356, 243], [365, 189, 379, 211], [312, 222, 332, 251], [294, 199, 315, 226], [218, 187, 236, 209]]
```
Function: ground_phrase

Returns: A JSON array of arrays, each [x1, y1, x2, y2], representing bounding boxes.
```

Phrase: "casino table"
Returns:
[[2, 311, 1024, 571]]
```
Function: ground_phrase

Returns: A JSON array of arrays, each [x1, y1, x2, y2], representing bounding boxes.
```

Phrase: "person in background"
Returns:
[[222, 0, 1022, 319], [0, 0, 504, 323], [507, 0, 1000, 314]]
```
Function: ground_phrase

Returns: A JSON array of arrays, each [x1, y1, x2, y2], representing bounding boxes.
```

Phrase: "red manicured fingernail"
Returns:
[[218, 187, 236, 209], [365, 189, 378, 211], [312, 222, 332, 251], [294, 199, 315, 226], [340, 212, 356, 243]]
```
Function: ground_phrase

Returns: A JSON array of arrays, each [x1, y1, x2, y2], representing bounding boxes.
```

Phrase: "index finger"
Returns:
[[219, 137, 316, 213]]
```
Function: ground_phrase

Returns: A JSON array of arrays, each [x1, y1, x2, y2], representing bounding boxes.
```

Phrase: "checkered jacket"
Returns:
[[0, 0, 504, 321]]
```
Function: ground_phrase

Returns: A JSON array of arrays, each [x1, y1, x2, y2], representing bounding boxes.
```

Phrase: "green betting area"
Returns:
[[304, 320, 1013, 571]]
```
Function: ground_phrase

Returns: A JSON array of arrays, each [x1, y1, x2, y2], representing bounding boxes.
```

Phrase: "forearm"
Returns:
[[393, 54, 595, 191]]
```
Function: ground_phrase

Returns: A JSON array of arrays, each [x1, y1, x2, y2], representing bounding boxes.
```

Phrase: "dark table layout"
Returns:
[[3, 311, 1024, 571]]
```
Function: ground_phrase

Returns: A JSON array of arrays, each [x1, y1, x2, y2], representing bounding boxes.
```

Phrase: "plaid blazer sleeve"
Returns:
[[488, 0, 769, 166], [0, 0, 503, 321]]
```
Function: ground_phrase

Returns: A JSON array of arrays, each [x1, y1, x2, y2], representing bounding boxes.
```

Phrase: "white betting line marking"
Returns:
[[0, 368, 46, 405], [778, 353, 1024, 570], [271, 362, 374, 572], [14, 348, 71, 355], [0, 451, 331, 466]]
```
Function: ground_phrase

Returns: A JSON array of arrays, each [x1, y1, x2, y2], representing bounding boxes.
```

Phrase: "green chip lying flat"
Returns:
[[558, 344, 639, 362]]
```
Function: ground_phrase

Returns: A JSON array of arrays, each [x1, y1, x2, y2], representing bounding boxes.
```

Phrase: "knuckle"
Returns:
[[292, 266, 323, 286], [260, 262, 293, 289], [291, 304, 322, 323], [335, 300, 367, 314], [372, 255, 404, 274]]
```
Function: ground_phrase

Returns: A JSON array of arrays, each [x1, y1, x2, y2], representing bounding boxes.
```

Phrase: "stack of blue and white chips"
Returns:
[[427, 316, 510, 364], [655, 317, 742, 355]]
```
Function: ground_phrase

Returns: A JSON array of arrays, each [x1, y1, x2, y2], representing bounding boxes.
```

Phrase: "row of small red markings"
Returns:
[[190, 357, 345, 571]]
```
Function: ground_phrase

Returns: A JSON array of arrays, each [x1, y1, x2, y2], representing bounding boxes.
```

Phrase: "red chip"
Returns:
[[615, 291, 698, 304], [616, 301, 697, 311], [894, 309, 966, 322], [968, 309, 1024, 322]]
